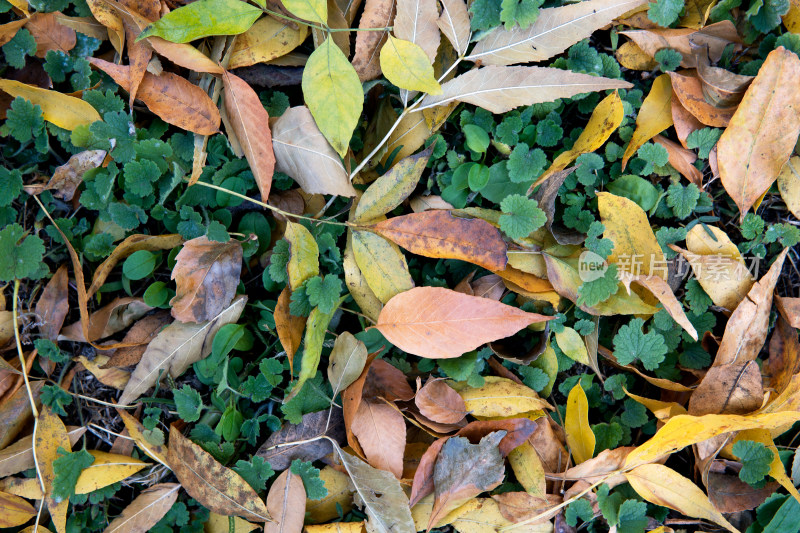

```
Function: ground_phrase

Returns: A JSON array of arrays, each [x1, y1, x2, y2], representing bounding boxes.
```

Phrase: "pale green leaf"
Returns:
[[138, 0, 263, 43]]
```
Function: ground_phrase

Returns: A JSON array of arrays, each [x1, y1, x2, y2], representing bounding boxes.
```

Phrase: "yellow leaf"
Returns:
[[302, 36, 363, 157], [625, 412, 800, 468], [778, 155, 800, 219], [34, 406, 70, 533], [621, 74, 673, 168], [380, 35, 442, 94], [6, 0, 28, 16], [0, 79, 101, 130], [565, 383, 594, 464], [507, 442, 547, 500], [554, 326, 589, 365], [597, 191, 666, 279], [785, 0, 800, 32], [282, 0, 327, 25], [305, 523, 365, 533], [615, 41, 657, 70], [285, 221, 320, 291], [449, 376, 552, 417], [117, 409, 170, 467], [624, 389, 687, 421], [0, 490, 36, 528], [679, 0, 716, 28], [533, 91, 623, 187], [352, 229, 414, 303], [625, 464, 738, 533], [306, 466, 354, 523], [734, 429, 800, 505], [74, 451, 149, 494], [86, 0, 123, 53], [229, 16, 309, 69], [343, 231, 383, 323], [381, 102, 458, 165]]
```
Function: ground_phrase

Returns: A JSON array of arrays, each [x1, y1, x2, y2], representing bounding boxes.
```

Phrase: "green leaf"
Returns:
[[636, 142, 669, 174], [647, 0, 683, 26], [281, 372, 330, 424], [290, 459, 328, 500], [233, 456, 275, 491], [122, 250, 158, 281], [617, 500, 649, 533], [655, 48, 683, 71], [592, 421, 623, 452], [5, 97, 45, 143], [302, 37, 363, 158], [53, 448, 95, 502], [281, 0, 327, 25], [763, 496, 800, 533], [35, 339, 69, 364], [499, 194, 546, 240], [686, 127, 722, 159], [138, 0, 262, 43], [2, 28, 36, 69], [585, 222, 614, 259], [565, 498, 593, 526], [267, 239, 290, 285], [0, 224, 46, 282], [620, 398, 648, 428], [0, 167, 23, 207], [42, 385, 74, 416], [380, 36, 442, 94], [746, 0, 789, 33], [173, 385, 204, 423], [577, 264, 619, 308], [499, 0, 543, 29], [666, 183, 700, 219], [685, 279, 712, 315], [732, 440, 774, 486], [305, 275, 343, 314], [463, 124, 491, 154], [613, 318, 668, 370], [469, 0, 502, 31], [123, 160, 161, 198]]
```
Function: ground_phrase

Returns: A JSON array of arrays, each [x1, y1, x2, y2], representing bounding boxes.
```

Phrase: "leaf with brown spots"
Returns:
[[87, 58, 221, 135], [352, 0, 394, 81], [265, 469, 305, 533], [35, 406, 71, 533], [34, 150, 106, 202], [369, 211, 508, 271], [167, 427, 271, 522], [170, 236, 243, 324]]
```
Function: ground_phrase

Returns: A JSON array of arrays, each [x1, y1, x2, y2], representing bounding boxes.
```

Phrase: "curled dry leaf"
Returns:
[[374, 287, 551, 359], [76, 354, 131, 390], [118, 296, 246, 405], [695, 46, 753, 108], [29, 150, 107, 201], [168, 427, 270, 522], [60, 297, 153, 343], [619, 21, 741, 68], [265, 469, 306, 533], [370, 210, 508, 271], [416, 378, 468, 424], [653, 134, 703, 186], [257, 408, 345, 471], [223, 71, 276, 202], [170, 236, 243, 324], [717, 47, 800, 221], [103, 483, 181, 533], [668, 71, 737, 128]]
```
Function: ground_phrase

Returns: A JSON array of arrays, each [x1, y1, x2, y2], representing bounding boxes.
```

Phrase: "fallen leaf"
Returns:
[[374, 287, 551, 358], [0, 490, 36, 528], [138, 0, 262, 42], [671, 91, 705, 147], [695, 46, 753, 107], [35, 406, 70, 533], [653, 134, 703, 185], [75, 451, 149, 494], [265, 469, 306, 533], [117, 410, 170, 467], [707, 472, 778, 513], [561, 446, 633, 487], [450, 376, 551, 417], [615, 41, 657, 70], [118, 296, 246, 405], [328, 332, 368, 400], [565, 383, 594, 464], [168, 427, 270, 522], [60, 297, 153, 343], [271, 106, 356, 197], [622, 74, 673, 169], [26, 12, 76, 57], [257, 408, 345, 470], [380, 35, 442, 95], [778, 156, 800, 218], [418, 66, 631, 114], [776, 296, 800, 329], [352, 229, 414, 304], [103, 483, 181, 533], [35, 264, 69, 341], [223, 71, 276, 202], [0, 382, 43, 449], [103, 311, 172, 368], [0, 426, 85, 478], [765, 316, 800, 395], [76, 354, 131, 390], [687, 361, 764, 416], [229, 16, 308, 69], [620, 21, 741, 68], [718, 47, 800, 221], [274, 287, 306, 373], [351, 399, 407, 477], [415, 378, 468, 424], [394, 0, 439, 67], [0, 79, 101, 130], [437, 0, 470, 56], [352, 0, 394, 81], [287, 297, 343, 401], [343, 231, 384, 323], [170, 236, 243, 324], [0, 19, 28, 47], [619, 274, 697, 340], [668, 71, 737, 128]]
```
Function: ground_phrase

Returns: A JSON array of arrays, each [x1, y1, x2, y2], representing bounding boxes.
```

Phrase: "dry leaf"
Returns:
[[274, 287, 306, 374], [622, 74, 672, 168], [103, 483, 181, 533], [265, 469, 306, 533], [35, 406, 70, 533], [60, 297, 153, 343], [26, 12, 76, 57], [620, 21, 741, 68], [393, 0, 439, 64], [352, 0, 394, 81], [415, 378, 468, 424], [374, 287, 551, 359], [103, 311, 172, 368], [36, 264, 69, 341], [0, 426, 85, 478], [328, 332, 368, 399], [257, 408, 345, 471], [306, 466, 354, 523], [37, 150, 106, 201], [168, 427, 270, 522], [450, 376, 551, 417], [229, 16, 308, 69], [777, 156, 800, 218], [75, 451, 149, 494], [0, 490, 36, 528], [653, 134, 703, 185], [170, 236, 243, 324], [565, 383, 594, 464], [668, 71, 737, 127], [437, 0, 470, 56], [351, 399, 407, 478], [687, 361, 764, 416]]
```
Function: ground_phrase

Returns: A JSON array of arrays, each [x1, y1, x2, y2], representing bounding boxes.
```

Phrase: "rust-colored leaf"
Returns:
[[60, 297, 153, 343], [167, 427, 270, 522], [350, 399, 407, 478], [370, 210, 508, 271], [352, 0, 394, 81], [26, 12, 76, 57], [653, 134, 703, 186], [274, 286, 306, 375], [170, 236, 243, 324], [222, 71, 276, 202], [415, 378, 468, 425], [668, 71, 737, 127]]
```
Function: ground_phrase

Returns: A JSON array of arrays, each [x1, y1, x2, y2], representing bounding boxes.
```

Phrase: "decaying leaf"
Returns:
[[257, 408, 345, 471], [265, 469, 305, 533], [104, 483, 181, 533]]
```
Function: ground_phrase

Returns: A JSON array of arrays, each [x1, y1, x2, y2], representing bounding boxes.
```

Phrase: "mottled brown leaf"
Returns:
[[257, 408, 345, 471], [103, 311, 172, 368]]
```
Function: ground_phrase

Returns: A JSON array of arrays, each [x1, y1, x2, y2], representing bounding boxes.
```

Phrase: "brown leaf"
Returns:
[[342, 353, 378, 458], [351, 399, 407, 478], [26, 12, 76, 57], [60, 297, 153, 343], [103, 311, 172, 368], [370, 211, 509, 271], [393, 0, 439, 64], [695, 47, 753, 108], [718, 47, 800, 220], [170, 236, 243, 324], [776, 296, 800, 329], [652, 134, 703, 186], [765, 316, 800, 395], [671, 92, 705, 147], [688, 361, 764, 415], [265, 470, 306, 533], [668, 71, 737, 127], [429, 432, 506, 529], [620, 21, 741, 68], [167, 427, 271, 522], [33, 150, 106, 201], [256, 408, 345, 471], [561, 447, 634, 487], [707, 473, 777, 513], [352, 0, 394, 81], [361, 358, 415, 402], [223, 71, 276, 202], [415, 378, 468, 424], [117, 409, 169, 466], [0, 19, 28, 47], [470, 274, 506, 300], [374, 287, 551, 359], [0, 382, 43, 449], [88, 234, 184, 299], [88, 58, 220, 135], [104, 483, 181, 533], [36, 264, 69, 341], [275, 286, 306, 375], [492, 492, 561, 525], [437, 0, 470, 56]]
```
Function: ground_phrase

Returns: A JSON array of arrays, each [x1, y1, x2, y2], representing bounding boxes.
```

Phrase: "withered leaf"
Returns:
[[60, 297, 153, 343], [35, 264, 69, 341], [328, 332, 368, 400], [168, 427, 270, 522], [265, 469, 305, 533], [170, 236, 243, 324], [415, 378, 468, 425], [688, 361, 764, 416], [256, 408, 345, 471], [350, 399, 407, 478], [103, 311, 172, 369], [104, 483, 181, 533]]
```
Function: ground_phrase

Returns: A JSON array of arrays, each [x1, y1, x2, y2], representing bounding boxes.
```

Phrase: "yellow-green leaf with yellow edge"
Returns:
[[343, 231, 383, 323], [380, 35, 442, 95], [285, 221, 320, 291], [624, 412, 800, 468], [554, 326, 589, 365], [625, 464, 737, 533], [137, 0, 263, 43], [282, 0, 327, 25], [0, 79, 101, 130], [565, 383, 594, 464], [621, 74, 673, 169], [74, 451, 149, 494], [531, 342, 558, 397], [449, 376, 551, 418], [34, 406, 70, 533], [597, 191, 666, 279], [507, 442, 547, 499], [351, 230, 414, 304], [734, 429, 800, 505], [532, 91, 623, 188], [302, 36, 363, 157]]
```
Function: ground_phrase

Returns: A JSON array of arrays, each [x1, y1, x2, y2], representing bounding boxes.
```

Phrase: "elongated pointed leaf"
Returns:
[[138, 0, 262, 43], [103, 483, 181, 533]]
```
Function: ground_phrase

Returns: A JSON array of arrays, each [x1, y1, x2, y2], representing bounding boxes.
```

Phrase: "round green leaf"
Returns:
[[122, 250, 158, 281], [463, 124, 491, 153]]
